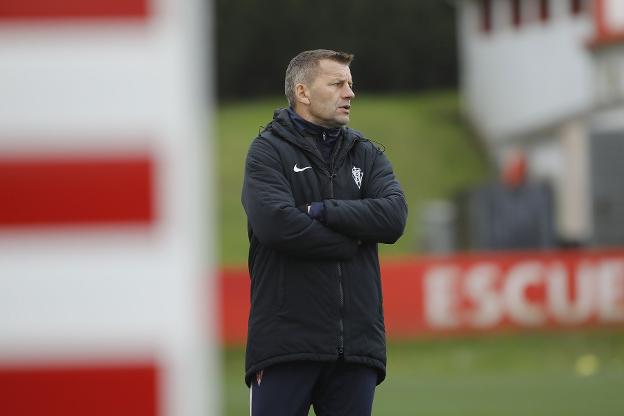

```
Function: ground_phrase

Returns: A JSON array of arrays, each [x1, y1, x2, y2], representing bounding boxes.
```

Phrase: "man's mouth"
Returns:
[[339, 104, 351, 111]]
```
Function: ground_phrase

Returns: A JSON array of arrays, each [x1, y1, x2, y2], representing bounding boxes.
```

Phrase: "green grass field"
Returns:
[[222, 330, 624, 415], [217, 91, 491, 265]]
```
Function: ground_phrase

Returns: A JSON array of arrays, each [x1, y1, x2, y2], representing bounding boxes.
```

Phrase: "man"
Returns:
[[241, 49, 407, 416], [471, 148, 555, 250]]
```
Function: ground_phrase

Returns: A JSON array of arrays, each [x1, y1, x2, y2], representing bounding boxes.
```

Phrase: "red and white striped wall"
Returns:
[[0, 1, 216, 415]]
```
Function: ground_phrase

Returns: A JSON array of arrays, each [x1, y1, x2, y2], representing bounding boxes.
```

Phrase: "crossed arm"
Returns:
[[242, 139, 407, 260]]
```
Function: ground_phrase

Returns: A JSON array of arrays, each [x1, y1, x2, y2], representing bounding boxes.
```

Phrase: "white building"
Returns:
[[457, 0, 624, 246]]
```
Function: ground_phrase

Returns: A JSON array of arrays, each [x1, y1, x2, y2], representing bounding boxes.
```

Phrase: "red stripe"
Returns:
[[0, 156, 154, 227], [539, 0, 550, 22], [594, 0, 609, 38], [479, 0, 492, 33], [587, 31, 624, 48], [0, 362, 159, 416], [0, 0, 148, 20]]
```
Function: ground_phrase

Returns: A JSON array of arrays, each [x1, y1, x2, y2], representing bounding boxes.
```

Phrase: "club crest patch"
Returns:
[[352, 166, 363, 189]]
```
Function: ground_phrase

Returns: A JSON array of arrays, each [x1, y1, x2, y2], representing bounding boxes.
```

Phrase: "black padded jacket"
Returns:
[[241, 108, 408, 386]]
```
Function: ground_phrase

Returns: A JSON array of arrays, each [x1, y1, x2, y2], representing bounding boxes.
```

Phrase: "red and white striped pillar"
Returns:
[[0, 0, 216, 415]]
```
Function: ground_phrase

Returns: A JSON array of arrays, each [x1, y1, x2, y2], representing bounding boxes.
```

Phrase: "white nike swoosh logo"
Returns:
[[294, 164, 312, 173]]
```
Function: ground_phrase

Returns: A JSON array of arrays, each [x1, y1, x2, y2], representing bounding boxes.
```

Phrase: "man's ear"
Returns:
[[295, 83, 311, 105]]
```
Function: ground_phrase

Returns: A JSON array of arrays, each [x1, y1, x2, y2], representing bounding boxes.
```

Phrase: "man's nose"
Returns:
[[344, 85, 355, 99]]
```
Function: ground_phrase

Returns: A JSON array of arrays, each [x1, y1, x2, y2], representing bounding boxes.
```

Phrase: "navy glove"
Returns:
[[306, 201, 326, 222]]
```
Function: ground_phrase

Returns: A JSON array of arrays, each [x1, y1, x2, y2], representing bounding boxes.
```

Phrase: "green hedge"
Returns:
[[216, 0, 457, 100]]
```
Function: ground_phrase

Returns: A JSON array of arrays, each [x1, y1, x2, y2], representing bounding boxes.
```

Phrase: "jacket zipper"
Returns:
[[326, 146, 344, 357], [337, 262, 344, 356]]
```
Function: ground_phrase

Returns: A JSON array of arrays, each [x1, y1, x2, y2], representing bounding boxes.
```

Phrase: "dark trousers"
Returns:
[[249, 360, 377, 416]]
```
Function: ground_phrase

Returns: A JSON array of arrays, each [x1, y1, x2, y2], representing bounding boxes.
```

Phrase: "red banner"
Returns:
[[220, 249, 624, 344]]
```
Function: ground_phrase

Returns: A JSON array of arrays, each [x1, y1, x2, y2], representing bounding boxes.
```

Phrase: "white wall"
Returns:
[[458, 0, 595, 143], [593, 45, 624, 105], [605, 0, 624, 32]]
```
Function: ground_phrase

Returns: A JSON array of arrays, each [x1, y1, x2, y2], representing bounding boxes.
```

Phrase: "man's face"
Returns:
[[303, 59, 355, 128]]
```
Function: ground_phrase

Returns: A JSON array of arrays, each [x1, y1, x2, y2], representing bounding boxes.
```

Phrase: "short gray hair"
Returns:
[[284, 49, 354, 107]]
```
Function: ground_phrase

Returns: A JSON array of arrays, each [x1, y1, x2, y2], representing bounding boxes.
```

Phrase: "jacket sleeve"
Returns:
[[242, 138, 359, 260], [323, 150, 408, 244]]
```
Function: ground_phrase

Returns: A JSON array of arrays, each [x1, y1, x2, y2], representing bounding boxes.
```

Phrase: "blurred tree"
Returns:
[[216, 0, 457, 101]]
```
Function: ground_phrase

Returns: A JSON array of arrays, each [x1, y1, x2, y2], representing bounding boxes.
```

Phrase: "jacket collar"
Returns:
[[266, 108, 359, 167], [286, 107, 342, 140]]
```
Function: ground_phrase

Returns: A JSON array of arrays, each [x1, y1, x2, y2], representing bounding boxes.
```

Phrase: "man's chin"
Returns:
[[334, 115, 350, 127], [318, 116, 349, 128]]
